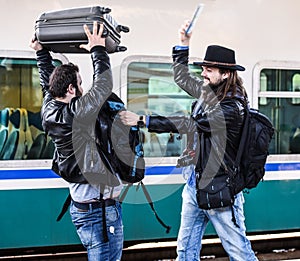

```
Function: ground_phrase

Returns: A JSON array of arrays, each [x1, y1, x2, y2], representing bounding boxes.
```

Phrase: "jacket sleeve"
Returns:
[[73, 46, 113, 121], [148, 114, 197, 135], [172, 47, 204, 99], [148, 99, 242, 136], [36, 48, 55, 103]]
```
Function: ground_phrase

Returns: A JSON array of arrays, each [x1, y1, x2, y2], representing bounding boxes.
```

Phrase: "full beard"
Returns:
[[207, 78, 227, 91], [201, 79, 228, 106]]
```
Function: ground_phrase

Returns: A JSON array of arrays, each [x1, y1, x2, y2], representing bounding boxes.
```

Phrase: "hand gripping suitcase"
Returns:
[[35, 6, 129, 54]]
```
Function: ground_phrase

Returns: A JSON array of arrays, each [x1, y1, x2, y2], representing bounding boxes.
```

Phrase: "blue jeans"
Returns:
[[176, 184, 258, 261], [70, 201, 123, 261]]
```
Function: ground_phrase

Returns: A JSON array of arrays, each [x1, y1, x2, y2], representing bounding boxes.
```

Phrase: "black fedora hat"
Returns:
[[194, 45, 245, 71]]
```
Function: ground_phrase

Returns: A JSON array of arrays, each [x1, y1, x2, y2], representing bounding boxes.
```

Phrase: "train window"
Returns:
[[259, 72, 267, 105], [0, 56, 61, 160], [259, 68, 300, 154], [292, 74, 300, 105], [126, 61, 200, 157]]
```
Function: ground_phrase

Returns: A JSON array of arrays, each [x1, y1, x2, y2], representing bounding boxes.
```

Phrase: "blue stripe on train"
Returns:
[[0, 162, 299, 180], [148, 163, 300, 173], [0, 166, 182, 179], [0, 169, 59, 180], [265, 162, 300, 171]]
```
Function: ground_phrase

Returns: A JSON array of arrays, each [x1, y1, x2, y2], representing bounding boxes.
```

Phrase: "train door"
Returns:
[[246, 61, 300, 233], [253, 61, 300, 156]]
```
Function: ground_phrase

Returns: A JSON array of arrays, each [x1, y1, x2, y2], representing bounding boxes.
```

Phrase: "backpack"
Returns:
[[97, 93, 170, 233], [57, 93, 171, 233], [230, 106, 275, 194], [96, 93, 145, 184]]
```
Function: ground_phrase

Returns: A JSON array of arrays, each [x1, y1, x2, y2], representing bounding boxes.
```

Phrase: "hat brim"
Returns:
[[193, 61, 245, 71]]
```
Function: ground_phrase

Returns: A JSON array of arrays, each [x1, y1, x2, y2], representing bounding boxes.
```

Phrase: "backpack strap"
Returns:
[[230, 105, 250, 228], [56, 193, 72, 221], [101, 199, 109, 243], [233, 106, 250, 173], [119, 182, 171, 233], [56, 193, 110, 243], [140, 182, 171, 234], [119, 183, 133, 203]]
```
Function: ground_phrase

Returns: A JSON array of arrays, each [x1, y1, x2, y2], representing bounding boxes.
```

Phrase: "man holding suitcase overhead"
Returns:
[[30, 21, 124, 261]]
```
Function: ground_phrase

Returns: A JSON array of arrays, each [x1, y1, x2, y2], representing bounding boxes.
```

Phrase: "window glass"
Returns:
[[0, 57, 61, 160], [259, 69, 300, 154], [127, 62, 200, 157], [259, 72, 267, 105], [292, 74, 300, 105]]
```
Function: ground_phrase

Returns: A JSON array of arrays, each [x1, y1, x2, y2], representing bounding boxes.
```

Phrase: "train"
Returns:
[[0, 0, 300, 255]]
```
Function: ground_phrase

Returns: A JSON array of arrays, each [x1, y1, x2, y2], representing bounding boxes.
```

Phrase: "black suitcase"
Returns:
[[35, 6, 129, 54]]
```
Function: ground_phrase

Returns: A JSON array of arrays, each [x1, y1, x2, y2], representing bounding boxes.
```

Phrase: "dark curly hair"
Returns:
[[49, 63, 79, 98]]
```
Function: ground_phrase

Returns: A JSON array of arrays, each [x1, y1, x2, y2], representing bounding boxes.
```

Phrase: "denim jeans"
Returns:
[[176, 184, 258, 261], [70, 201, 123, 261]]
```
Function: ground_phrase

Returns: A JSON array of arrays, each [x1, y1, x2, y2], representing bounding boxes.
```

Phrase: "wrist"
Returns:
[[181, 43, 190, 47], [180, 39, 190, 46], [90, 45, 106, 53]]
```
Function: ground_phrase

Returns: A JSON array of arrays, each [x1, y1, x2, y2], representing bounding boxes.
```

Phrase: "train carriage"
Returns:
[[0, 0, 299, 254]]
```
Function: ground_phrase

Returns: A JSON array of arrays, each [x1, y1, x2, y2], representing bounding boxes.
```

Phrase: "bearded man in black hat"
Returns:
[[120, 21, 258, 261]]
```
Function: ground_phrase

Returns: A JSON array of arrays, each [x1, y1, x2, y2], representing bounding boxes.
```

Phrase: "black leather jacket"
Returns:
[[148, 48, 246, 186], [36, 46, 113, 184]]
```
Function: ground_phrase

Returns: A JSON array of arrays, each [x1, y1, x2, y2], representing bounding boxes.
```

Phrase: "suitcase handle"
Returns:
[[117, 25, 130, 33], [116, 46, 127, 52], [101, 7, 111, 14]]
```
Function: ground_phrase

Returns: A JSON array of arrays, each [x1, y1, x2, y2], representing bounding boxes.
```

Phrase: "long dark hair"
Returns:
[[216, 69, 247, 102]]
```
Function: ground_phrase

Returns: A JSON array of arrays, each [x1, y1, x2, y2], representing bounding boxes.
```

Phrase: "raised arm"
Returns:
[[74, 22, 113, 121], [29, 38, 55, 98], [172, 21, 203, 99]]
